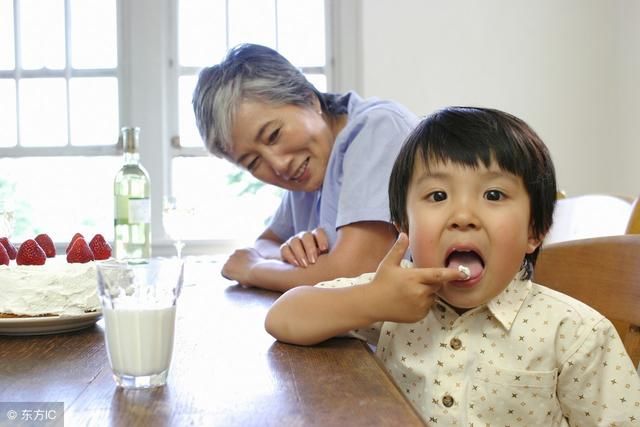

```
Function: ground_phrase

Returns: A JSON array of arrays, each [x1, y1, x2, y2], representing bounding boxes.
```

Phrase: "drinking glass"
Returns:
[[162, 196, 195, 259], [96, 258, 184, 389], [0, 197, 15, 238]]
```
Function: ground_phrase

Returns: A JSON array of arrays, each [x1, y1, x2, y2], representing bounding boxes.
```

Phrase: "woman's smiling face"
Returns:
[[228, 99, 335, 192], [404, 158, 541, 313]]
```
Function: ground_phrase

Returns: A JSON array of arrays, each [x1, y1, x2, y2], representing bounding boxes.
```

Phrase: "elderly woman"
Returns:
[[193, 44, 418, 292]]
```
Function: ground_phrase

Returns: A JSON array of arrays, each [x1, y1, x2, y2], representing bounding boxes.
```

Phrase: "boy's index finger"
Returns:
[[380, 232, 410, 268], [411, 266, 467, 285]]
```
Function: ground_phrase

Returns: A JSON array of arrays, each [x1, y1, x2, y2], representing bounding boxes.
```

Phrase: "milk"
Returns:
[[103, 306, 176, 376]]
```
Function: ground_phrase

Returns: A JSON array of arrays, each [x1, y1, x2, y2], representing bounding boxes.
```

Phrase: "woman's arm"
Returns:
[[221, 220, 397, 292], [253, 228, 285, 260]]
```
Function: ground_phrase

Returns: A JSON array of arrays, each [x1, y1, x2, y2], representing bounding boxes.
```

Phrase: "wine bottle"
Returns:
[[114, 127, 151, 261]]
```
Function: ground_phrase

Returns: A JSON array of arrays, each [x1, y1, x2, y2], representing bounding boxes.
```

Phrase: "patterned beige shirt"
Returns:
[[317, 266, 640, 426]]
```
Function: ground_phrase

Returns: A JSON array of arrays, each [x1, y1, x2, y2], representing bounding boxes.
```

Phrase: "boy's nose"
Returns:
[[448, 201, 479, 230]]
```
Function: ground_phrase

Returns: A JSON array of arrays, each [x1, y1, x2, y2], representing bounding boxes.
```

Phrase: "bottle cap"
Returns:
[[121, 127, 140, 153]]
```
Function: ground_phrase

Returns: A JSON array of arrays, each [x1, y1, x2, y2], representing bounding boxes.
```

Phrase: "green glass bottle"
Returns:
[[114, 127, 151, 261]]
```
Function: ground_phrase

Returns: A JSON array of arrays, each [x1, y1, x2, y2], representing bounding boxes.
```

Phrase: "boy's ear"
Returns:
[[526, 230, 544, 254]]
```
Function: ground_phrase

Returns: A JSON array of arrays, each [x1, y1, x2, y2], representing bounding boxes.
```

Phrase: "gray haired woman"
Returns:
[[193, 44, 418, 291]]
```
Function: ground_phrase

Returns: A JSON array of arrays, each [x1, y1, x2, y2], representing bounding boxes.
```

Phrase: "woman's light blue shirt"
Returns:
[[268, 92, 419, 248]]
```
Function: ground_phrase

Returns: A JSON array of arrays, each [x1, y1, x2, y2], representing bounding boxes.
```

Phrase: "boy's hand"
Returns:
[[368, 233, 465, 323], [280, 227, 329, 267]]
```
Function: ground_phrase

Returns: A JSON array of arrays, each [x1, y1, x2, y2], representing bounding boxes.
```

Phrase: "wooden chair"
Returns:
[[534, 235, 640, 370], [626, 196, 640, 234], [544, 194, 633, 245]]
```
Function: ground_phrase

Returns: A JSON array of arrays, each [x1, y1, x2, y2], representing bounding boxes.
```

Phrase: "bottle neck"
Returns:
[[123, 151, 140, 165]]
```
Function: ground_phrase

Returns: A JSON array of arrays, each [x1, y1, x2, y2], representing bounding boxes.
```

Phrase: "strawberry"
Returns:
[[35, 233, 56, 258], [89, 234, 112, 260], [66, 237, 95, 264], [0, 243, 9, 266], [16, 239, 47, 265], [66, 232, 84, 254], [0, 237, 17, 260]]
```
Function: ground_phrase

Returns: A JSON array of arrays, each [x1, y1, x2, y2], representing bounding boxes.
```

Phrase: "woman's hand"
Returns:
[[367, 233, 465, 323], [279, 227, 329, 267], [221, 247, 264, 286]]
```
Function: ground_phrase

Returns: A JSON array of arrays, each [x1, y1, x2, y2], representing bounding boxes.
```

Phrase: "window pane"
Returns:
[[178, 75, 203, 148], [70, 77, 119, 146], [179, 0, 226, 66], [20, 0, 65, 70], [0, 156, 119, 243], [19, 78, 67, 147], [305, 74, 327, 93], [0, 80, 17, 147], [172, 157, 282, 243], [70, 0, 117, 69], [228, 0, 276, 49], [277, 0, 325, 67], [0, 0, 14, 69]]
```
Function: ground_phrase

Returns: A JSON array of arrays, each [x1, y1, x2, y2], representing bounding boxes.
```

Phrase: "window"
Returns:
[[0, 0, 328, 254], [170, 0, 327, 245]]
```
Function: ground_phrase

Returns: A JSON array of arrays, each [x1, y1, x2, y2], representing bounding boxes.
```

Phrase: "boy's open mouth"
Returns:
[[445, 249, 485, 279]]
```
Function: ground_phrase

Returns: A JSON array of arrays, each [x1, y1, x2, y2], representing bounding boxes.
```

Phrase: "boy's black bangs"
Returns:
[[417, 116, 533, 179]]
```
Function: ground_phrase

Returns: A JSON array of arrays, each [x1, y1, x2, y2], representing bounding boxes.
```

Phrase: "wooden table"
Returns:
[[0, 259, 425, 426]]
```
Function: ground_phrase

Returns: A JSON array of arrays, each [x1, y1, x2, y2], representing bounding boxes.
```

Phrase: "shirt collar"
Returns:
[[485, 278, 532, 331]]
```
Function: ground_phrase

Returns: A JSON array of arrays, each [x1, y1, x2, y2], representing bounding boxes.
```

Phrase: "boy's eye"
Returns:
[[428, 191, 447, 202], [485, 190, 504, 201]]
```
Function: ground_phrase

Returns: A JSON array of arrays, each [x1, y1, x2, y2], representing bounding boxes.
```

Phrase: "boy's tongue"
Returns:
[[446, 252, 483, 278]]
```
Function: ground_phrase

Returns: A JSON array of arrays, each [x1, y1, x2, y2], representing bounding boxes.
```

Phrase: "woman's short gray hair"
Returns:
[[192, 44, 318, 159]]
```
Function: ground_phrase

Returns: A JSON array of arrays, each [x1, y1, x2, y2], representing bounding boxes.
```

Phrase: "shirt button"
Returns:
[[450, 337, 462, 350], [442, 394, 454, 407], [436, 304, 446, 312]]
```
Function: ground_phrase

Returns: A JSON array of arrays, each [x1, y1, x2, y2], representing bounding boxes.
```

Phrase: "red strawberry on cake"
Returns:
[[67, 237, 95, 264], [16, 239, 47, 265], [0, 237, 17, 260], [35, 233, 56, 258], [0, 243, 9, 266], [66, 232, 84, 254], [89, 234, 112, 260]]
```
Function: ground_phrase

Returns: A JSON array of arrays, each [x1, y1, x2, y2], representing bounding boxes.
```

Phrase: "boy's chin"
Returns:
[[436, 296, 475, 316]]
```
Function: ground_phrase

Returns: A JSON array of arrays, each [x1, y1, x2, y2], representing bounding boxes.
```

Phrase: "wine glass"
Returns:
[[0, 196, 15, 238], [162, 196, 194, 259]]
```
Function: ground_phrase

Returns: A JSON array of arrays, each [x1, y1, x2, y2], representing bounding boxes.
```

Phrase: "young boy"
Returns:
[[265, 107, 640, 425]]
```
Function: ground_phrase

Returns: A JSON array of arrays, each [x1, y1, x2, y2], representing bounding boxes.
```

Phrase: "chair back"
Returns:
[[544, 194, 633, 245], [626, 197, 640, 234], [534, 235, 640, 369]]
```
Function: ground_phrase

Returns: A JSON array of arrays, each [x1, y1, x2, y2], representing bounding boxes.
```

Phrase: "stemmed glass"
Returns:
[[162, 196, 194, 259], [0, 196, 15, 238]]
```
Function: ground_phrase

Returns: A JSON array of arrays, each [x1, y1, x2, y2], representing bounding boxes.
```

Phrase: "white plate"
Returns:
[[0, 312, 102, 336]]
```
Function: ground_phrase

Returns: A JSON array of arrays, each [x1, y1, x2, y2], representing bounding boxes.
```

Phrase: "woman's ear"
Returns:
[[311, 95, 322, 114]]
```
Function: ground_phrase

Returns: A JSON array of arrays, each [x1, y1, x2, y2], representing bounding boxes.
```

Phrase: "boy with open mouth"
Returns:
[[265, 107, 640, 425]]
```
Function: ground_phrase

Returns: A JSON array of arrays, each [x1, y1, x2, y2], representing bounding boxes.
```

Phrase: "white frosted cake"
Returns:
[[0, 258, 100, 317]]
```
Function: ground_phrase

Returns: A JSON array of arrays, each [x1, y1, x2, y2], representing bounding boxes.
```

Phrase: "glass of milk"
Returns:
[[96, 258, 184, 389]]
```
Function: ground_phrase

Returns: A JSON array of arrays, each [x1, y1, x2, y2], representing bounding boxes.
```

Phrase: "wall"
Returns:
[[350, 0, 639, 197]]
